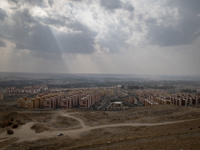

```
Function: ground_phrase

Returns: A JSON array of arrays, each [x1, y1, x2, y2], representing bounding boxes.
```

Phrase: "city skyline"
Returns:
[[0, 0, 200, 76]]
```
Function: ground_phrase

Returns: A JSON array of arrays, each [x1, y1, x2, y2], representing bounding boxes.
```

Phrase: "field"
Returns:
[[0, 100, 200, 150]]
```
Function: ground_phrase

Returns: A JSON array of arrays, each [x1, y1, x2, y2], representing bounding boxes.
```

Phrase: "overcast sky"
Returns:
[[0, 0, 200, 75]]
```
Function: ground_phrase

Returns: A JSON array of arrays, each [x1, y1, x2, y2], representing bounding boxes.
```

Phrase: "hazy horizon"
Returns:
[[1, 71, 200, 76], [1, 72, 200, 81], [0, 0, 200, 75]]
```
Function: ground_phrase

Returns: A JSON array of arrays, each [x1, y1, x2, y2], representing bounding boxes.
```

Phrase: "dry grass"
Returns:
[[73, 105, 200, 125], [1, 105, 200, 150]]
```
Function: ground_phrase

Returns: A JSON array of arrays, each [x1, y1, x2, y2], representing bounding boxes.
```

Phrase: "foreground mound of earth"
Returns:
[[0, 105, 200, 150]]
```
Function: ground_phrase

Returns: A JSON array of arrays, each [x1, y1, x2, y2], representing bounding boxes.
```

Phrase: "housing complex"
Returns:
[[17, 89, 101, 109], [137, 90, 200, 106], [6, 85, 48, 94]]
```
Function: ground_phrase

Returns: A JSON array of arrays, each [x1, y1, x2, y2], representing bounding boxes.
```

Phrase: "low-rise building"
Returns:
[[7, 85, 48, 94]]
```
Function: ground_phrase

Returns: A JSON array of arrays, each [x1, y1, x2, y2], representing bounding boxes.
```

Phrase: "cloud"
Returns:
[[0, 0, 200, 75], [123, 3, 134, 12], [0, 40, 6, 47], [148, 24, 198, 46], [0, 8, 7, 22], [97, 25, 129, 53], [100, 0, 134, 12], [48, 0, 53, 6], [174, 0, 200, 14], [25, 0, 46, 7], [37, 15, 67, 27], [147, 0, 200, 46], [8, 0, 18, 4], [8, 0, 46, 7], [9, 9, 60, 55], [100, 0, 122, 10], [70, 0, 83, 2], [55, 22, 97, 54], [0, 7, 96, 55], [2, 0, 199, 53]]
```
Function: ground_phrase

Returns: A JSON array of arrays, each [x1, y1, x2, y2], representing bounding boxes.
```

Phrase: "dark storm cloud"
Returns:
[[10, 9, 60, 54], [123, 3, 134, 12], [0, 40, 6, 47], [100, 0, 122, 10], [0, 8, 96, 55], [148, 25, 198, 46], [0, 8, 7, 21], [56, 22, 96, 54], [2, 0, 200, 55], [173, 0, 200, 14], [148, 0, 200, 46]]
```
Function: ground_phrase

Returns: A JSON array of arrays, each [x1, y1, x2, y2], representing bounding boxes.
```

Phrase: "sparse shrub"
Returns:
[[7, 129, 14, 135]]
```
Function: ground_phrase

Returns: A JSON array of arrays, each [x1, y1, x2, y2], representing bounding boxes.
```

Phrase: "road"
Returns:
[[61, 112, 87, 128], [60, 112, 200, 131], [0, 111, 200, 147]]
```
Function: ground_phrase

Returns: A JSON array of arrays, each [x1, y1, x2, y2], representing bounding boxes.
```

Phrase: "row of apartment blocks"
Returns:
[[141, 96, 173, 106], [17, 90, 101, 109], [6, 85, 48, 94], [139, 97, 158, 106], [137, 90, 166, 106], [137, 90, 200, 106], [170, 94, 200, 106]]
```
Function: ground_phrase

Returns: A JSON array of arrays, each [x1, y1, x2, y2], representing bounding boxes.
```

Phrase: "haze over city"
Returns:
[[0, 0, 200, 75]]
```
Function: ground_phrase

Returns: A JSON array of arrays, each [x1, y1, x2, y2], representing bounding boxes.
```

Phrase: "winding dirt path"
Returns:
[[61, 113, 87, 129], [0, 112, 200, 145], [60, 112, 200, 131]]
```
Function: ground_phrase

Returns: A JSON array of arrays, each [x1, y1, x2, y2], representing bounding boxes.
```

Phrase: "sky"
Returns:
[[0, 0, 200, 76]]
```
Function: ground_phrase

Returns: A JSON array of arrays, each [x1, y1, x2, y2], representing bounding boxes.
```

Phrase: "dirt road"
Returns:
[[61, 112, 87, 128], [60, 112, 200, 131], [0, 111, 199, 145]]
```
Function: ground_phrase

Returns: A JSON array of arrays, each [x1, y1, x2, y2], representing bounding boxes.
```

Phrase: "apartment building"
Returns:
[[170, 94, 200, 106], [7, 85, 48, 94], [137, 89, 200, 107], [0, 93, 3, 100], [17, 95, 46, 109], [18, 89, 101, 109]]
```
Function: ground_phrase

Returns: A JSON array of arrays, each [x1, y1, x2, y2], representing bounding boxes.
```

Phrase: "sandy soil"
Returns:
[[0, 105, 200, 149]]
